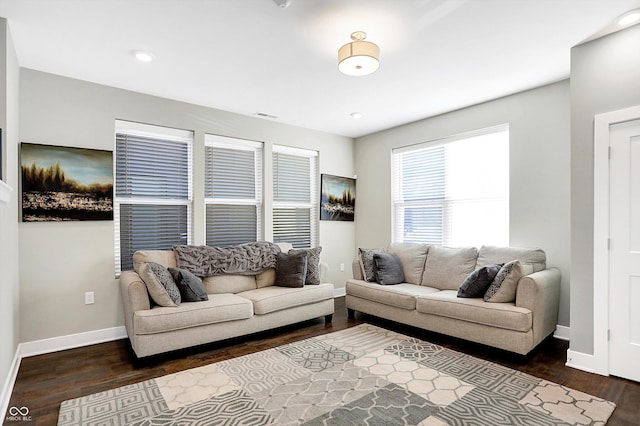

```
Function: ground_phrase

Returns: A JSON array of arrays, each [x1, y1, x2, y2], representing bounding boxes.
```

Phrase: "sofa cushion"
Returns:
[[256, 268, 276, 288], [139, 262, 181, 307], [484, 260, 524, 303], [134, 293, 253, 335], [457, 264, 502, 298], [289, 247, 322, 285], [202, 274, 256, 294], [421, 246, 478, 290], [386, 243, 429, 285], [346, 279, 440, 310], [373, 252, 405, 285], [238, 283, 334, 315], [359, 248, 385, 282], [168, 268, 209, 302], [275, 251, 308, 287], [476, 246, 545, 273], [133, 250, 177, 273], [416, 290, 532, 333]]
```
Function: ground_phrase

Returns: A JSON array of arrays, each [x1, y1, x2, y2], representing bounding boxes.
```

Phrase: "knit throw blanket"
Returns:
[[173, 242, 281, 277]]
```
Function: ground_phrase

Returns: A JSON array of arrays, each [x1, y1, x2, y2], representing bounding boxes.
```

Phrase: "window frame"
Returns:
[[392, 124, 509, 247], [114, 121, 193, 275], [204, 134, 263, 246], [272, 144, 319, 248]]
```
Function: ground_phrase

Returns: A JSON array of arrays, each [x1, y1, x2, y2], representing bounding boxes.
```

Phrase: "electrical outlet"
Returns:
[[85, 291, 95, 305], [340, 263, 345, 272]]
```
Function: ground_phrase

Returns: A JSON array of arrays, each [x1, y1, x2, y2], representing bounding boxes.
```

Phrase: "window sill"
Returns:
[[0, 180, 13, 204]]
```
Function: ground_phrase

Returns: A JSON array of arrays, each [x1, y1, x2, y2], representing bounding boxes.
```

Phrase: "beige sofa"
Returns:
[[120, 243, 334, 357], [346, 244, 560, 355]]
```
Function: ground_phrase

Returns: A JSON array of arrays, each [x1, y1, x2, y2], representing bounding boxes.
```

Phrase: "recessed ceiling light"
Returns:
[[350, 112, 363, 119], [617, 10, 640, 26], [132, 50, 155, 62]]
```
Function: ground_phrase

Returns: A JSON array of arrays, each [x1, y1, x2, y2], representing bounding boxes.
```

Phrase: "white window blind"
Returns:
[[205, 135, 263, 246], [272, 145, 318, 248], [392, 125, 509, 247], [114, 121, 193, 274]]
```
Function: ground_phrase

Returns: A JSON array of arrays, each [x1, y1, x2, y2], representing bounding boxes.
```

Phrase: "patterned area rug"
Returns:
[[58, 324, 615, 425]]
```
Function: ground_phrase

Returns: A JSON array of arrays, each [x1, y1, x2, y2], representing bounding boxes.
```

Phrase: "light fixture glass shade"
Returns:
[[338, 32, 379, 76]]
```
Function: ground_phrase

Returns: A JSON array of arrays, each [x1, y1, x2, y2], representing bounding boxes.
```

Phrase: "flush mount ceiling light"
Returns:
[[131, 50, 154, 62], [338, 31, 380, 76], [617, 9, 640, 26]]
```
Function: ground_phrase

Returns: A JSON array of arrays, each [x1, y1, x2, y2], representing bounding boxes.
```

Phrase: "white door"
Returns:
[[609, 118, 640, 382]]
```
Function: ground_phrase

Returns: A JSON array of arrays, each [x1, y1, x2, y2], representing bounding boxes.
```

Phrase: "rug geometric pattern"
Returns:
[[58, 324, 616, 425]]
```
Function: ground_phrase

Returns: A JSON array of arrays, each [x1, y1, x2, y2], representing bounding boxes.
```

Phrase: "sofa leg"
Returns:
[[325, 314, 333, 324], [347, 308, 355, 320]]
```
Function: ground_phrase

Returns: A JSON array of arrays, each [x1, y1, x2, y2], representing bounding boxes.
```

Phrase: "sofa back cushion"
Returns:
[[256, 268, 276, 288], [133, 250, 177, 274], [476, 246, 546, 274], [386, 243, 429, 285], [202, 274, 257, 294], [421, 246, 478, 290]]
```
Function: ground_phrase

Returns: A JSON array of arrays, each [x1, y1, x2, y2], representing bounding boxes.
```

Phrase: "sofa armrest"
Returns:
[[515, 267, 561, 344], [352, 259, 364, 280], [119, 271, 151, 338]]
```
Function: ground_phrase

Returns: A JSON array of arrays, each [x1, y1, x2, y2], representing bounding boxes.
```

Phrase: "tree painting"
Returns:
[[320, 174, 356, 221], [21, 143, 113, 221]]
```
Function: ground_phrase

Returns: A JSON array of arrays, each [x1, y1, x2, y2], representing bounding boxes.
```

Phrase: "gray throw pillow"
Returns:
[[359, 248, 385, 282], [373, 252, 405, 285], [275, 251, 308, 288], [168, 268, 209, 302], [139, 262, 181, 307], [289, 247, 322, 285], [484, 260, 524, 303], [457, 264, 503, 298]]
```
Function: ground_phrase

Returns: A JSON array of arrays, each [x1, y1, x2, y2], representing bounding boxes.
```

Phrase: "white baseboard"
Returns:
[[334, 287, 346, 298], [554, 325, 570, 341], [0, 346, 22, 423], [1, 326, 127, 418], [566, 349, 598, 374], [19, 326, 127, 358]]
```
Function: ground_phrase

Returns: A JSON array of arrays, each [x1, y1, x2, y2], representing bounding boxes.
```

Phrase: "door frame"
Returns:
[[593, 105, 640, 376]]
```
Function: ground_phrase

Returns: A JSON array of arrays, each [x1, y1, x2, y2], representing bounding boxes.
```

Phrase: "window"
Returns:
[[205, 135, 263, 246], [392, 125, 509, 247], [272, 145, 318, 248], [114, 121, 193, 273]]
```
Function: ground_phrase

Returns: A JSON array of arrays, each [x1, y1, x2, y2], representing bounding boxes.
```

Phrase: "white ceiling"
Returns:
[[0, 0, 638, 138]]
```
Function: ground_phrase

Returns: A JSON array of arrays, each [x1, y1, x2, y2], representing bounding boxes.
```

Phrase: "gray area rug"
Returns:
[[58, 324, 615, 425]]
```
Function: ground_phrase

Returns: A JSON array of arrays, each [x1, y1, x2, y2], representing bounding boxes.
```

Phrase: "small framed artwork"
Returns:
[[20, 142, 113, 222], [320, 174, 356, 221]]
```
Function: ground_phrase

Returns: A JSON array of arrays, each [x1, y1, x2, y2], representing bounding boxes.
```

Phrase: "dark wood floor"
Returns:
[[6, 297, 640, 425]]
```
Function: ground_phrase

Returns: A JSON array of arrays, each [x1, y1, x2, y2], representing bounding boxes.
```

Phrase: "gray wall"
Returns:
[[570, 24, 640, 354], [354, 80, 571, 327], [18, 69, 355, 342], [0, 17, 20, 402]]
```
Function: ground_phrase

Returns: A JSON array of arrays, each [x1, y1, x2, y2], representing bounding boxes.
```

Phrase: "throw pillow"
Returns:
[[484, 260, 524, 303], [373, 252, 405, 285], [457, 264, 503, 298], [139, 262, 181, 307], [359, 248, 385, 282], [168, 268, 209, 302], [289, 246, 322, 285], [275, 251, 308, 288]]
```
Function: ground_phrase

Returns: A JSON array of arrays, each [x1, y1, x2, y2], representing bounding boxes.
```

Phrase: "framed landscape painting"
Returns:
[[20, 143, 113, 222], [320, 174, 356, 221]]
